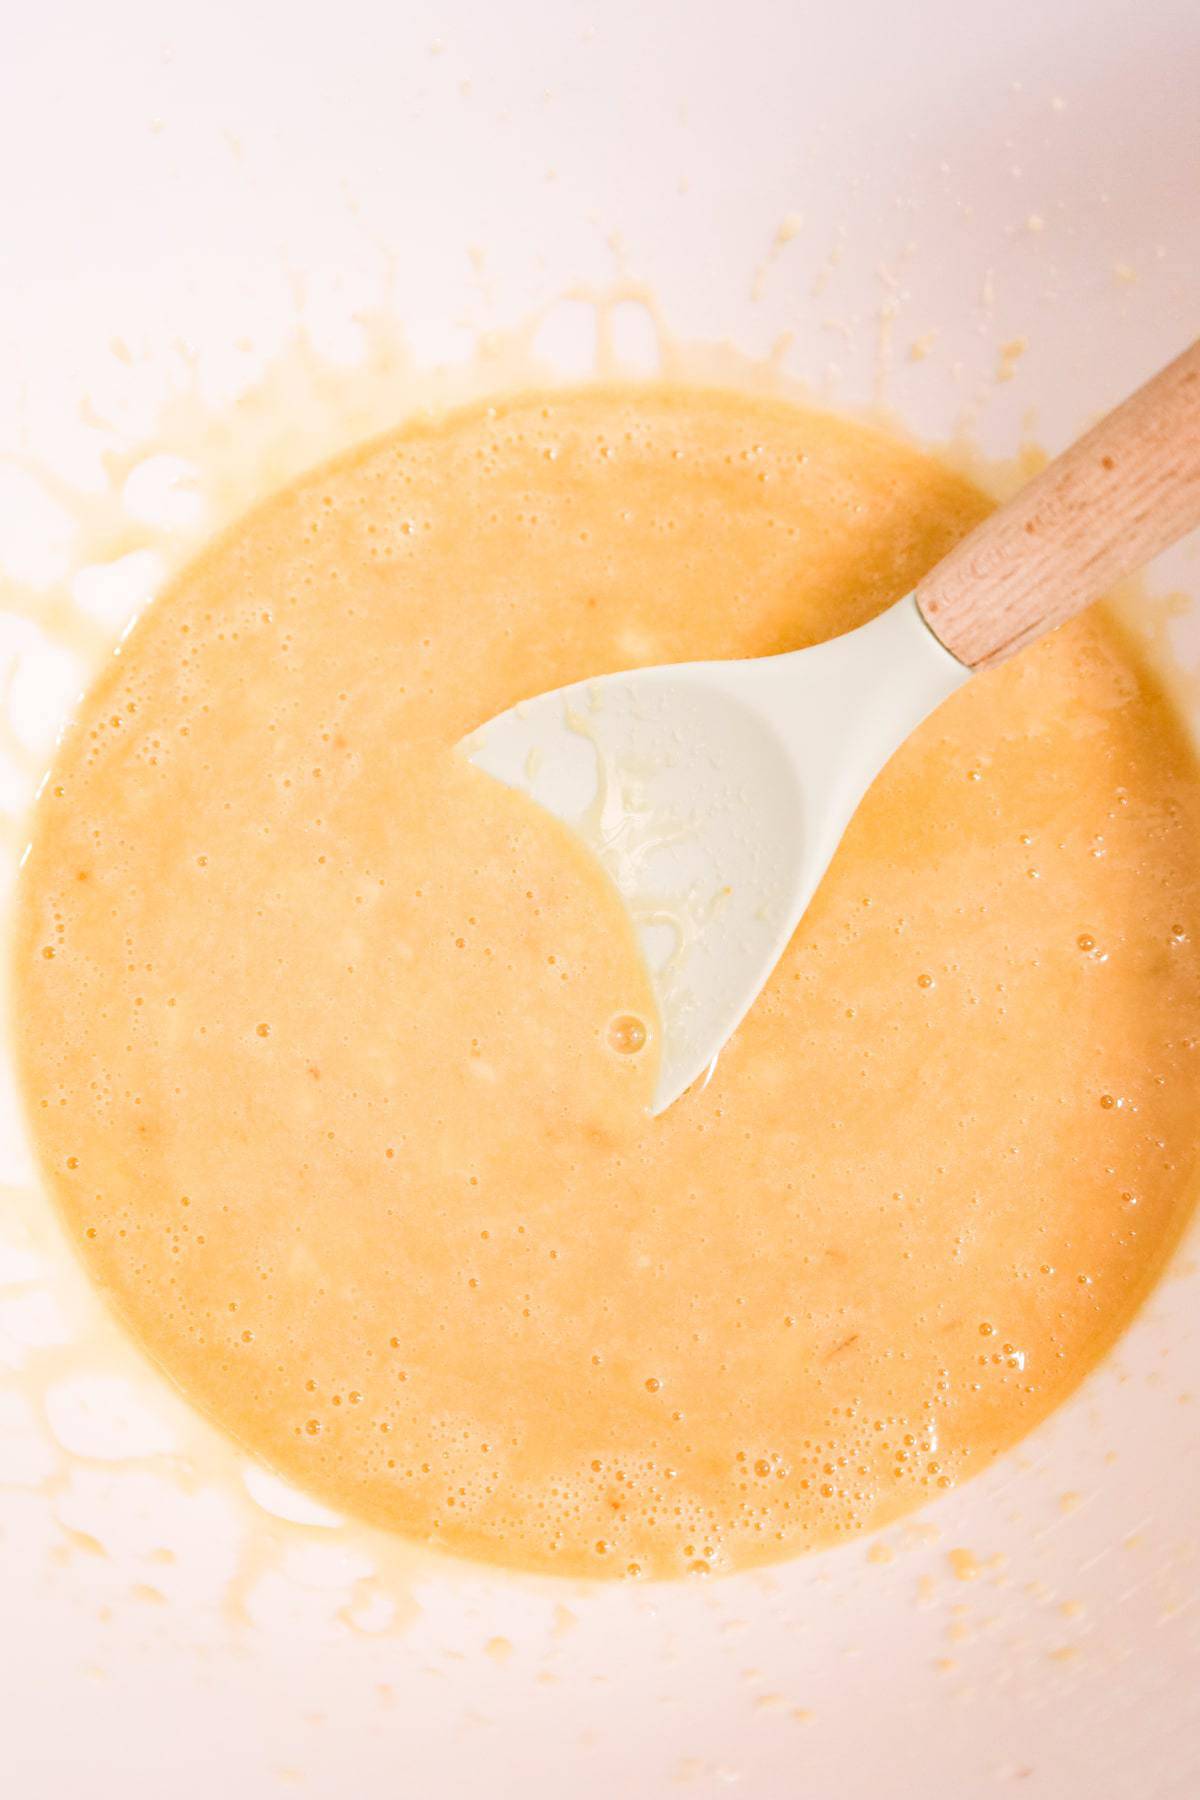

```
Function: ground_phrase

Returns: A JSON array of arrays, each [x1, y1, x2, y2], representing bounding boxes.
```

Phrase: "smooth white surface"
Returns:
[[2, 5, 1200, 1799], [465, 595, 967, 1110]]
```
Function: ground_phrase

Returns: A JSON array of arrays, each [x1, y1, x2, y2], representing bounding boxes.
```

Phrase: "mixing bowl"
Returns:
[[1, 3, 1198, 1794]]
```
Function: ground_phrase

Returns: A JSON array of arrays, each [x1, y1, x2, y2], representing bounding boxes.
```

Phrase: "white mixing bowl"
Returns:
[[1, 3, 1198, 1795]]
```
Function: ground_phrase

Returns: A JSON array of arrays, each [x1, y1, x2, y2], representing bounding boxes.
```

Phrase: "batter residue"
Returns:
[[15, 386, 1200, 1577]]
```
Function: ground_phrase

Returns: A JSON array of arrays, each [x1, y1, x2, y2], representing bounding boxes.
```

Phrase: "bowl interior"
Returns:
[[1, 4, 1198, 1795]]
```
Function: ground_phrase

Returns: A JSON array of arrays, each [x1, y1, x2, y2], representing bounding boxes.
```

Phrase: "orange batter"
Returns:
[[14, 386, 1200, 1578]]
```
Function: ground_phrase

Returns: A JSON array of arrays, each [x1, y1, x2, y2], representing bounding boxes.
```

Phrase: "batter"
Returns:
[[15, 387, 1200, 1578]]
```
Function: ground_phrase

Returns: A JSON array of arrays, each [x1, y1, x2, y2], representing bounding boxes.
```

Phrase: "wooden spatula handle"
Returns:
[[917, 339, 1200, 669]]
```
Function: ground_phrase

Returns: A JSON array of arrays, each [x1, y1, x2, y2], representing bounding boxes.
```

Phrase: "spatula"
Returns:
[[462, 340, 1200, 1113]]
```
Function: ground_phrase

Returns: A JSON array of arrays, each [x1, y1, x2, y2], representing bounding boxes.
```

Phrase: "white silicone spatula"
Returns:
[[463, 340, 1200, 1113]]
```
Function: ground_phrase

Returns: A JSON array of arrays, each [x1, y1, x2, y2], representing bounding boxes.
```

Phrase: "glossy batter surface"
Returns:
[[15, 386, 1200, 1578]]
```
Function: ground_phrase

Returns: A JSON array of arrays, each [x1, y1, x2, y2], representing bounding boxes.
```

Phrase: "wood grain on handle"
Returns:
[[917, 339, 1200, 669]]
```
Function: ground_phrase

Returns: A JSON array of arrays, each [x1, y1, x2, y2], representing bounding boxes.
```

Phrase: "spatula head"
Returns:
[[460, 596, 968, 1114]]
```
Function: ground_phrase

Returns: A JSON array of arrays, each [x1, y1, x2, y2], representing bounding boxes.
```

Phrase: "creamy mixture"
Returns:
[[15, 386, 1200, 1578]]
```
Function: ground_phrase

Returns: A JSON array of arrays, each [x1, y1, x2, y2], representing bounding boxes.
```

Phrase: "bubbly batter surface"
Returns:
[[15, 386, 1200, 1578]]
